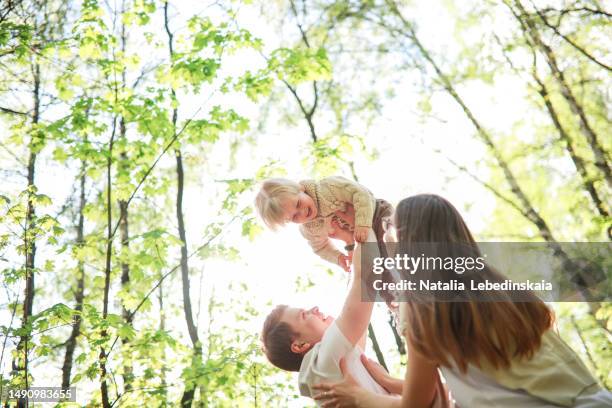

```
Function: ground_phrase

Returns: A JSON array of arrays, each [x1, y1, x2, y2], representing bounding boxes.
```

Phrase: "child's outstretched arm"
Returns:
[[299, 225, 348, 271], [321, 176, 376, 242]]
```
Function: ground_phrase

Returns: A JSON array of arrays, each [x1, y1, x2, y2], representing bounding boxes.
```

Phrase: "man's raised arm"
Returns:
[[335, 229, 378, 346]]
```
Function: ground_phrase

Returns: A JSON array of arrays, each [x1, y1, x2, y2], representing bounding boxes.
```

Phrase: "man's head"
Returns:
[[261, 305, 334, 372]]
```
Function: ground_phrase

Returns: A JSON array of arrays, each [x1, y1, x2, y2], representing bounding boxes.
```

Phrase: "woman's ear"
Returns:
[[291, 340, 310, 354]]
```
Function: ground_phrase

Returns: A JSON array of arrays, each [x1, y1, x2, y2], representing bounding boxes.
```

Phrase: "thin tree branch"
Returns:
[[529, 0, 611, 71], [0, 106, 27, 115]]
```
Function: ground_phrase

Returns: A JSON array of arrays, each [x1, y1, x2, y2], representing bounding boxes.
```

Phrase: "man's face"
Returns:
[[280, 192, 318, 224], [281, 306, 334, 353]]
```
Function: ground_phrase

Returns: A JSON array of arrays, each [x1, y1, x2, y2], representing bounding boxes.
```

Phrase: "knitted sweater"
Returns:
[[298, 176, 376, 265]]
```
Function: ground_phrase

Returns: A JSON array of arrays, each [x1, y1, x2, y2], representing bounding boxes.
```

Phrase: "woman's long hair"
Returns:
[[397, 194, 553, 372]]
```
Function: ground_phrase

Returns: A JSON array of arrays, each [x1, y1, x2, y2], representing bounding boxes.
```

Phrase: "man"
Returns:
[[261, 214, 392, 404]]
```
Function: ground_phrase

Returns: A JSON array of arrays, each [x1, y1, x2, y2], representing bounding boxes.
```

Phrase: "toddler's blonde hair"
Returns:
[[255, 178, 302, 229]]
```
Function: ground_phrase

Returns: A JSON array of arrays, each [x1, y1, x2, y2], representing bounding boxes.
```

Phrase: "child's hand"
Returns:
[[354, 226, 370, 243], [338, 254, 351, 273]]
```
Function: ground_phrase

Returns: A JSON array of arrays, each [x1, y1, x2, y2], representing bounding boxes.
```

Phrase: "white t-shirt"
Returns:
[[298, 322, 389, 404], [440, 364, 612, 408], [440, 364, 562, 407]]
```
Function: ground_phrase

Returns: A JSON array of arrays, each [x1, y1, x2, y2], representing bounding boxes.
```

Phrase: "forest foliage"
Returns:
[[0, 0, 610, 406]]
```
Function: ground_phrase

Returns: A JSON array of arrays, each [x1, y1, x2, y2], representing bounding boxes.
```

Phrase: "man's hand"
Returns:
[[313, 357, 362, 407], [354, 226, 370, 243]]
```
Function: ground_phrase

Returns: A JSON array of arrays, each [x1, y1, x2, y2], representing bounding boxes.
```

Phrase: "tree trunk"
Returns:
[[163, 3, 202, 406], [285, 0, 319, 144], [367, 324, 388, 371], [531, 66, 609, 218], [118, 160, 133, 391], [100, 117, 117, 408], [12, 61, 40, 408], [61, 162, 87, 389], [389, 311, 406, 356], [118, 12, 133, 386], [511, 0, 611, 187], [158, 274, 168, 405], [176, 147, 202, 408], [492, 36, 608, 221]]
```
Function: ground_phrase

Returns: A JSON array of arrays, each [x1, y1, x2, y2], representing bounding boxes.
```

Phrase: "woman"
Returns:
[[313, 194, 610, 407]]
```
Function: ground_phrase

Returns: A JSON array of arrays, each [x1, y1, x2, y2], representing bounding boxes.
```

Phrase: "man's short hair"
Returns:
[[261, 305, 304, 372]]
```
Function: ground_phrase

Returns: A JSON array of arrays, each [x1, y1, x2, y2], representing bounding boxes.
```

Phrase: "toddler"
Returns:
[[255, 176, 376, 271]]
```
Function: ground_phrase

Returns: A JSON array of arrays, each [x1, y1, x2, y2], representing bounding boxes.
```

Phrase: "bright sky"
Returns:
[[0, 0, 542, 406]]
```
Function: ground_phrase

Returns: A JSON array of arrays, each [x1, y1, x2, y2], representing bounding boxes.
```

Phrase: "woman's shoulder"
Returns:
[[479, 328, 599, 406]]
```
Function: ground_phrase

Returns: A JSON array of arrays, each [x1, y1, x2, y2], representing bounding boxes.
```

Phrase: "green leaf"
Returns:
[[118, 324, 136, 341], [106, 313, 123, 327]]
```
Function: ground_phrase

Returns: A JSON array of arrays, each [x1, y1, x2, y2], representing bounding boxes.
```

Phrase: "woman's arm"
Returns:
[[360, 354, 403, 395], [354, 391, 403, 408], [400, 339, 438, 408]]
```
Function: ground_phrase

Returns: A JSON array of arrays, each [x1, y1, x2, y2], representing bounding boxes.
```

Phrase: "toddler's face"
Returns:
[[280, 192, 317, 224]]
